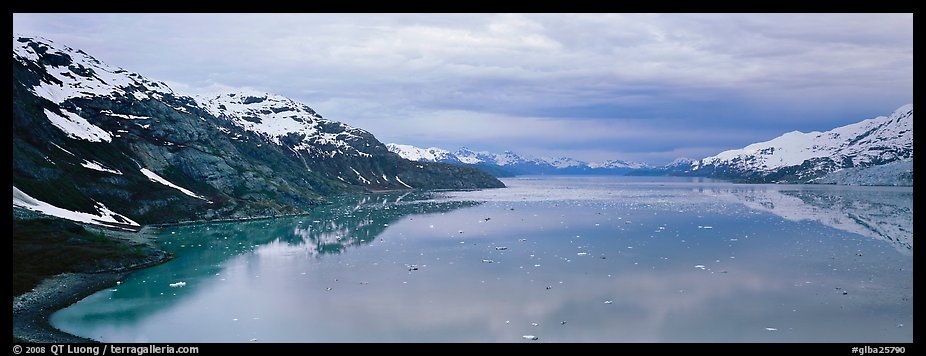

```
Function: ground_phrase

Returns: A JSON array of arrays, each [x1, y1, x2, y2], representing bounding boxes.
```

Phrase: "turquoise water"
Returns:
[[51, 176, 913, 342]]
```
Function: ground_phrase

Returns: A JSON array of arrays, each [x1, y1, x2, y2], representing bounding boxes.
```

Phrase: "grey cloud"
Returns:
[[13, 13, 912, 165]]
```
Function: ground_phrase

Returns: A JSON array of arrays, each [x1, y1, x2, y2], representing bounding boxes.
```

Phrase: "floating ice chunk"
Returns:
[[577, 252, 588, 256], [765, 327, 778, 331], [482, 259, 494, 263], [522, 335, 538, 341], [495, 246, 508, 251], [531, 322, 539, 326], [250, 338, 258, 342], [604, 300, 614, 304], [518, 238, 527, 242], [694, 265, 706, 270], [169, 281, 186, 287]]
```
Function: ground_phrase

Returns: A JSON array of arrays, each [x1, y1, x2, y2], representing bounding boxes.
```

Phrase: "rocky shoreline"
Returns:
[[13, 230, 173, 343]]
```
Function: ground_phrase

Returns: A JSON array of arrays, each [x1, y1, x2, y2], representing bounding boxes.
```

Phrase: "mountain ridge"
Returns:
[[387, 144, 651, 176], [12, 35, 503, 228], [684, 104, 913, 184]]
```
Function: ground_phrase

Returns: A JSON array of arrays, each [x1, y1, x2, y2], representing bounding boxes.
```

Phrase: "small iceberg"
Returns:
[[495, 246, 508, 251], [169, 281, 187, 288], [522, 335, 538, 341]]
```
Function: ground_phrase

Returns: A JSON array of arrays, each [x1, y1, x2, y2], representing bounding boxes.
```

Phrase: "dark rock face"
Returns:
[[12, 36, 503, 225]]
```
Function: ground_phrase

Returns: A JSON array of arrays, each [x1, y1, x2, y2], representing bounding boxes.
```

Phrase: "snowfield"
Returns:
[[13, 186, 139, 229]]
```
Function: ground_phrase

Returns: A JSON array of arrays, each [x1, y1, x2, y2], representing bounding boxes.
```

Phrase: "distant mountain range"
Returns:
[[12, 35, 502, 227], [390, 104, 913, 186], [386, 144, 650, 176]]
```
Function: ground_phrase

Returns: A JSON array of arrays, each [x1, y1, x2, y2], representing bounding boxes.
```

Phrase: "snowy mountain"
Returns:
[[387, 144, 650, 176], [12, 35, 502, 227], [664, 157, 696, 169], [385, 144, 461, 163], [684, 105, 913, 184], [588, 159, 649, 170]]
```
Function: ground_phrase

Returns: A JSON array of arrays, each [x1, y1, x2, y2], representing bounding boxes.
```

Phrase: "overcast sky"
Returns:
[[13, 13, 913, 164]]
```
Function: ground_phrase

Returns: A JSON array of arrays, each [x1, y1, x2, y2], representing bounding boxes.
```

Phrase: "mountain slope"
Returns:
[[12, 35, 502, 226], [683, 105, 913, 184]]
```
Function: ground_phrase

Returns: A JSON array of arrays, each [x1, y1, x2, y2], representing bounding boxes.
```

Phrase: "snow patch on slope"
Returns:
[[350, 167, 371, 185], [395, 176, 413, 189], [81, 160, 122, 175], [13, 186, 139, 229], [43, 109, 112, 142], [140, 168, 209, 201]]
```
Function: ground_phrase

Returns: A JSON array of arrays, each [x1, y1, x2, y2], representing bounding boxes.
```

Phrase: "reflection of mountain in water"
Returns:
[[701, 186, 912, 254], [271, 192, 480, 256], [52, 192, 479, 331], [165, 191, 479, 259]]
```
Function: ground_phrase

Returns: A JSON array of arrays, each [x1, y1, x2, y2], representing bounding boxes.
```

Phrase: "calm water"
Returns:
[[51, 176, 913, 342]]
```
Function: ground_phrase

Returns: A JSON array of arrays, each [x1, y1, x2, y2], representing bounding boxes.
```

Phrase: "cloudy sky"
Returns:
[[13, 13, 912, 164]]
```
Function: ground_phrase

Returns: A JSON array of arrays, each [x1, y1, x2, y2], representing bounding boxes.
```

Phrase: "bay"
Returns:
[[51, 176, 913, 342]]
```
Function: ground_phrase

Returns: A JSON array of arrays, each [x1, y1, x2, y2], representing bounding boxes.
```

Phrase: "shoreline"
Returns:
[[13, 229, 173, 344], [14, 272, 127, 343]]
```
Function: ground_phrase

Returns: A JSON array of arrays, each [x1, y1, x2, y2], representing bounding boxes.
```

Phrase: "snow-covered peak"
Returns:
[[588, 159, 649, 169], [665, 157, 695, 168], [197, 91, 372, 155], [390, 144, 654, 173], [542, 156, 586, 169], [697, 104, 913, 173], [387, 143, 457, 162], [454, 147, 496, 164], [13, 35, 173, 104]]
